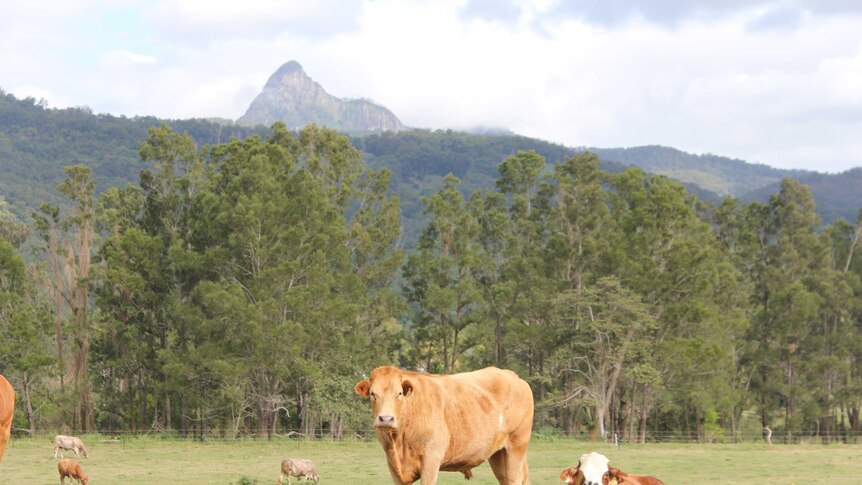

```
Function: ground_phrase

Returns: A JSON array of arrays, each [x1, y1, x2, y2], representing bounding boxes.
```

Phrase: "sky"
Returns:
[[2, 0, 862, 173]]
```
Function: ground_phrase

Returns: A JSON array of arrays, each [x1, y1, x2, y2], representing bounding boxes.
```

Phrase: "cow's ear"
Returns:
[[606, 467, 623, 484], [355, 380, 371, 398], [559, 466, 578, 481], [401, 379, 413, 396]]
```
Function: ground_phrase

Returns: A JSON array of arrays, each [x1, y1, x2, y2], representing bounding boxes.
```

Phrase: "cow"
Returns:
[[54, 435, 90, 459], [279, 458, 321, 485], [0, 374, 13, 463], [355, 365, 534, 485], [58, 458, 89, 485], [560, 453, 664, 485]]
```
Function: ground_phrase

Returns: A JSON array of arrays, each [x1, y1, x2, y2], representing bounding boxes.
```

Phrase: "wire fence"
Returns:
[[12, 427, 862, 445]]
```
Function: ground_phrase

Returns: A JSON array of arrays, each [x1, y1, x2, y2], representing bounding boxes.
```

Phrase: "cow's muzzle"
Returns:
[[375, 415, 397, 428]]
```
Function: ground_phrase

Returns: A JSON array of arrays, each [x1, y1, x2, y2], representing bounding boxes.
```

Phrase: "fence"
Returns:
[[12, 427, 862, 445]]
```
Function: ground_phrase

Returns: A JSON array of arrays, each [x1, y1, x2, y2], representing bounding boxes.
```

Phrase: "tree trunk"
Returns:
[[638, 386, 649, 444], [628, 381, 636, 441], [21, 373, 36, 436]]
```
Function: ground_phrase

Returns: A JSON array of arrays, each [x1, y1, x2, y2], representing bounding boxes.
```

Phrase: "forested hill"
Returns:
[[0, 91, 268, 216], [594, 145, 862, 224], [1, 89, 859, 237]]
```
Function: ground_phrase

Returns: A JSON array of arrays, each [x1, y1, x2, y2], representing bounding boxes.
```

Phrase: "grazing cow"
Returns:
[[58, 458, 89, 485], [54, 435, 90, 459], [560, 453, 664, 485], [355, 365, 534, 485], [279, 458, 321, 485], [0, 374, 13, 463]]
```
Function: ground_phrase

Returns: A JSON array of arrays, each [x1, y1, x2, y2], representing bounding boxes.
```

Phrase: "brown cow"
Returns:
[[58, 458, 89, 485], [0, 374, 13, 463], [279, 458, 320, 485], [355, 365, 533, 485]]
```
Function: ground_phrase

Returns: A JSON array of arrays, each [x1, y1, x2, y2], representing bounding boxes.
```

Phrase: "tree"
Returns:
[[0, 238, 54, 435], [32, 165, 96, 431], [404, 174, 482, 373], [552, 277, 654, 438]]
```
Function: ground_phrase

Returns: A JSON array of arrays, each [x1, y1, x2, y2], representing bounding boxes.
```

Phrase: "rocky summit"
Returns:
[[237, 61, 404, 133]]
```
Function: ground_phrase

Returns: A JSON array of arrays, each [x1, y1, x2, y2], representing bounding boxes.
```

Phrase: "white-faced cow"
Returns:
[[560, 452, 664, 485], [355, 365, 534, 485]]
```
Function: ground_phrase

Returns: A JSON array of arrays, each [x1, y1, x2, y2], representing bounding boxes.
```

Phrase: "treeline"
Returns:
[[0, 124, 861, 444]]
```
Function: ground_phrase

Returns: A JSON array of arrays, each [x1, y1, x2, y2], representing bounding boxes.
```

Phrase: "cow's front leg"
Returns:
[[419, 455, 443, 485]]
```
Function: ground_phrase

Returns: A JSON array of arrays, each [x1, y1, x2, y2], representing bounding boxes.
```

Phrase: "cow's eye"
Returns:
[[370, 392, 377, 400], [397, 391, 402, 397]]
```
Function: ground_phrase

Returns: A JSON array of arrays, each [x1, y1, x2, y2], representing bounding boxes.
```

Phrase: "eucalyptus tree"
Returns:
[[403, 174, 482, 374], [0, 238, 54, 435], [181, 123, 403, 437], [32, 165, 96, 431], [605, 169, 744, 441]]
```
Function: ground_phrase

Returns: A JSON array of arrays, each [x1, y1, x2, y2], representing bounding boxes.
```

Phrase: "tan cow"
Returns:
[[355, 365, 534, 485], [58, 458, 89, 485], [279, 458, 320, 485], [0, 374, 13, 463], [54, 435, 90, 459]]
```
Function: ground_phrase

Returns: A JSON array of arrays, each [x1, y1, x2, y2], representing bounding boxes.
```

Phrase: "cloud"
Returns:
[[1, 0, 861, 171]]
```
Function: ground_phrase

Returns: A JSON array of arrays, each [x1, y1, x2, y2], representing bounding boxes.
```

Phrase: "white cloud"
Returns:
[[0, 0, 861, 171]]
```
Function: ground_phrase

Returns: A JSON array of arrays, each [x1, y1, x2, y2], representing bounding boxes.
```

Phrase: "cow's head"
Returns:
[[577, 452, 610, 485], [354, 366, 413, 430], [560, 465, 584, 484]]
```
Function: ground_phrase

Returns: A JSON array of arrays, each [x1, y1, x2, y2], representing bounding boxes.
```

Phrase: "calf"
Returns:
[[54, 435, 90, 459], [279, 458, 320, 485], [58, 458, 89, 485]]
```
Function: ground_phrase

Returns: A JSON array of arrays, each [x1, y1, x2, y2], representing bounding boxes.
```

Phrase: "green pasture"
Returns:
[[1, 437, 860, 484]]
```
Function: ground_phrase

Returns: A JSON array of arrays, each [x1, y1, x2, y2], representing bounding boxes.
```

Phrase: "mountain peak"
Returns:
[[238, 61, 404, 134], [266, 61, 307, 85]]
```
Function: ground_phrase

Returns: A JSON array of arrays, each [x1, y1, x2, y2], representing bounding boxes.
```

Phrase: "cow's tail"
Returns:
[[522, 460, 529, 484]]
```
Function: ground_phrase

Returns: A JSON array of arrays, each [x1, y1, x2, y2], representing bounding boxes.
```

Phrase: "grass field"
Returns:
[[2, 436, 861, 484]]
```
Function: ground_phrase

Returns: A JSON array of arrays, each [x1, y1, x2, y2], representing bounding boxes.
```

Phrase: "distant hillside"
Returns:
[[593, 145, 862, 223], [355, 130, 625, 240], [742, 168, 862, 224], [238, 61, 404, 134], [1, 89, 859, 246], [593, 145, 813, 196], [0, 89, 267, 218]]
